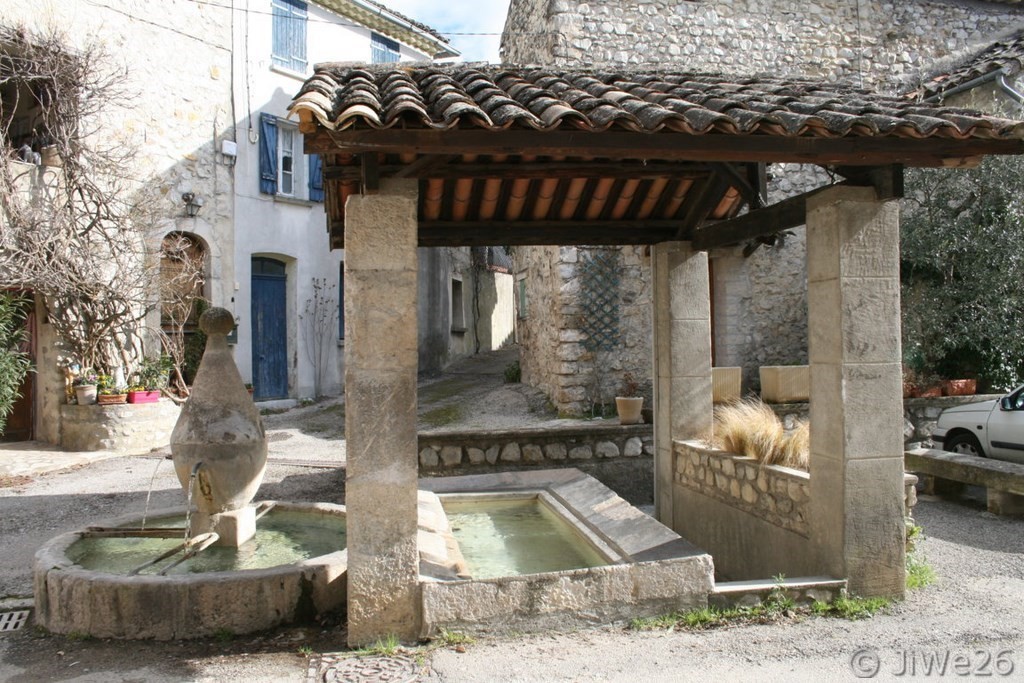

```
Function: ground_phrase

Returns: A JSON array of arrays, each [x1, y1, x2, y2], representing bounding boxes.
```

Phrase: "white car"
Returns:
[[931, 385, 1024, 465]]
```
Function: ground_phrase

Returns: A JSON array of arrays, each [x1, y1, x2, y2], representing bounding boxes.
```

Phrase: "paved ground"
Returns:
[[1, 349, 1022, 682]]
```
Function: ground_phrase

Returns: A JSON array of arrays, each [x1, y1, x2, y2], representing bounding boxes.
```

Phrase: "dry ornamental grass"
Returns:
[[712, 398, 809, 470]]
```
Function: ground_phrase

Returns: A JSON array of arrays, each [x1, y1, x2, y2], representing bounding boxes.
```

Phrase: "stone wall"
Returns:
[[675, 441, 809, 536], [6, 1, 235, 443], [501, 0, 1024, 410], [516, 246, 567, 407], [418, 423, 654, 503], [672, 439, 918, 581], [60, 400, 181, 453], [502, 0, 1024, 93], [517, 244, 652, 415]]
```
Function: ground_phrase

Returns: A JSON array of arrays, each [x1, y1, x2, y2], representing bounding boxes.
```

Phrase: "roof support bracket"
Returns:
[[361, 153, 380, 195], [833, 164, 904, 200]]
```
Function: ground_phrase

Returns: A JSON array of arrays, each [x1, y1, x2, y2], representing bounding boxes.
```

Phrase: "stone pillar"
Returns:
[[344, 179, 421, 645], [807, 185, 906, 598], [652, 242, 713, 527]]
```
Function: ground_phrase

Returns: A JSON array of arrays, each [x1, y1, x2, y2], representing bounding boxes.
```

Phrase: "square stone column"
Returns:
[[652, 242, 713, 527], [344, 178, 421, 645], [807, 185, 906, 598]]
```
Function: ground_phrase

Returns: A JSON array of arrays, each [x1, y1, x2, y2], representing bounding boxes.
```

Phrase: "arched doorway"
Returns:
[[160, 232, 208, 388], [251, 257, 288, 400]]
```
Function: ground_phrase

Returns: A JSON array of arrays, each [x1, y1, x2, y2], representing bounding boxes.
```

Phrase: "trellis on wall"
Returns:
[[579, 248, 623, 413], [579, 248, 622, 353]]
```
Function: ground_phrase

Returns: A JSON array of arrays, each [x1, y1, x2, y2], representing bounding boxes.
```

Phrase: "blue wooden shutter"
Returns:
[[308, 154, 323, 202], [272, 0, 307, 72], [259, 113, 277, 195], [371, 33, 401, 64]]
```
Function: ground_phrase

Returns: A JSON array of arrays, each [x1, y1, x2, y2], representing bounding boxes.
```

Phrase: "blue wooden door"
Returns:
[[251, 258, 288, 400]]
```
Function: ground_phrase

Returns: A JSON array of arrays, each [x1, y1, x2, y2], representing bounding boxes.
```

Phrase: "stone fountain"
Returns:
[[33, 308, 348, 639], [32, 309, 715, 641], [170, 307, 267, 547]]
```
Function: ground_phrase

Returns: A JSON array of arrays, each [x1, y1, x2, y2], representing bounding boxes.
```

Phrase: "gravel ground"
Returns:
[[1, 348, 1022, 681]]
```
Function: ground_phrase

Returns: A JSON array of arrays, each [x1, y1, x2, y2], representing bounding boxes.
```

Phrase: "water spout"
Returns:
[[184, 462, 203, 541]]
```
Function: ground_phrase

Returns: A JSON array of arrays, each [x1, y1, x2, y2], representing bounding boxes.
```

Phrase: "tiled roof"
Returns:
[[316, 0, 457, 58], [917, 31, 1024, 100], [355, 0, 449, 44], [291, 64, 1024, 140]]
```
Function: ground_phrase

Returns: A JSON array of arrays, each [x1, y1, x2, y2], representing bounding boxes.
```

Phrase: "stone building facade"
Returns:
[[503, 0, 1024, 411], [4, 1, 512, 444], [3, 0, 235, 443]]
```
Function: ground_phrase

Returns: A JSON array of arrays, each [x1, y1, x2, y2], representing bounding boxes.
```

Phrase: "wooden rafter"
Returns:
[[691, 165, 905, 251]]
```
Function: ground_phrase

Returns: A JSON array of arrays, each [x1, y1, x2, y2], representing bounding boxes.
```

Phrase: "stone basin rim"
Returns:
[[35, 500, 348, 580]]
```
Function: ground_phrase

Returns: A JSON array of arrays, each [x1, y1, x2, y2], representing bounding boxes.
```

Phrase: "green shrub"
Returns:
[[903, 157, 1024, 390], [503, 360, 521, 384], [0, 293, 33, 435]]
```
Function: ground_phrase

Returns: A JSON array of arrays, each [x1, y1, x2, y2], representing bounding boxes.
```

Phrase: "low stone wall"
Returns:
[[674, 440, 919, 582], [675, 441, 809, 537], [418, 423, 654, 505], [59, 399, 181, 453], [768, 394, 1002, 446]]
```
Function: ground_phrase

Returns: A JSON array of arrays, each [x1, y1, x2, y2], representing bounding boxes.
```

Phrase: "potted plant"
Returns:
[[72, 369, 99, 405], [941, 378, 977, 396], [244, 383, 255, 397], [615, 373, 644, 425], [96, 374, 127, 405], [128, 357, 169, 403]]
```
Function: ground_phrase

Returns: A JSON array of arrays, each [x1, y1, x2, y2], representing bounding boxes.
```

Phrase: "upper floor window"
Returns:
[[272, 0, 308, 73], [259, 113, 323, 201], [370, 33, 400, 64]]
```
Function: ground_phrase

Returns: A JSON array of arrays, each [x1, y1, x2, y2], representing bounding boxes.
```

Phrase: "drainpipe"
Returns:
[[924, 68, 1024, 105]]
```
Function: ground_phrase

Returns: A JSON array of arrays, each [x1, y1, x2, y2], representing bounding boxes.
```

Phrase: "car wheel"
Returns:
[[945, 432, 986, 458]]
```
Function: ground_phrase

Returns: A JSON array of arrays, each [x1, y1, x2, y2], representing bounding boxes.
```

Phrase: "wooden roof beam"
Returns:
[[308, 129, 1023, 167], [328, 219, 683, 246], [691, 165, 905, 251], [322, 160, 712, 181], [674, 171, 730, 240]]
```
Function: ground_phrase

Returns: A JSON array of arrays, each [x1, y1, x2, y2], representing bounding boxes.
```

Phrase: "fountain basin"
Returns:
[[33, 502, 346, 640], [417, 469, 715, 636]]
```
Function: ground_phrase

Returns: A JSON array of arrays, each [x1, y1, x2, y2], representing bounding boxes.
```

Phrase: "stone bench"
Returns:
[[904, 447, 1024, 515]]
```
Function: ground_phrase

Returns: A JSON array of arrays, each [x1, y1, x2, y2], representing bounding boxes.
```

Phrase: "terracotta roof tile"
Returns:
[[917, 31, 1024, 100], [291, 65, 1024, 140]]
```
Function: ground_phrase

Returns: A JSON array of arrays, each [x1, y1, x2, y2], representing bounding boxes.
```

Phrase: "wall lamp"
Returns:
[[182, 192, 205, 218]]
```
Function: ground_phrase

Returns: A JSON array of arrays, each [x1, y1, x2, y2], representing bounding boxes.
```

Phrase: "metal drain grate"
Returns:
[[309, 654, 420, 683], [0, 610, 30, 633]]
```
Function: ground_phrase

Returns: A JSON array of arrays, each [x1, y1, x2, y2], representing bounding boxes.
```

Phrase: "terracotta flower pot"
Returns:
[[616, 397, 644, 425], [917, 385, 942, 398], [97, 393, 128, 405], [903, 381, 918, 399], [942, 379, 977, 397]]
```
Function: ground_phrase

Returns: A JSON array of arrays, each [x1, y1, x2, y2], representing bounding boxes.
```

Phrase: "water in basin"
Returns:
[[441, 497, 607, 579], [67, 508, 346, 575]]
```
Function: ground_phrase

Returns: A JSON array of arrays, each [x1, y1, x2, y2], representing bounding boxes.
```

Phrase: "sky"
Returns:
[[379, 0, 512, 63]]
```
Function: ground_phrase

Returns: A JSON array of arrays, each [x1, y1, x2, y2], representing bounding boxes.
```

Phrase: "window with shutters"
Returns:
[[272, 0, 308, 73], [370, 32, 401, 64], [258, 113, 323, 201]]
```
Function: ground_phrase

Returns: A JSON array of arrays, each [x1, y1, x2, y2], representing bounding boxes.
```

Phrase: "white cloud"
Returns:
[[379, 0, 511, 63]]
